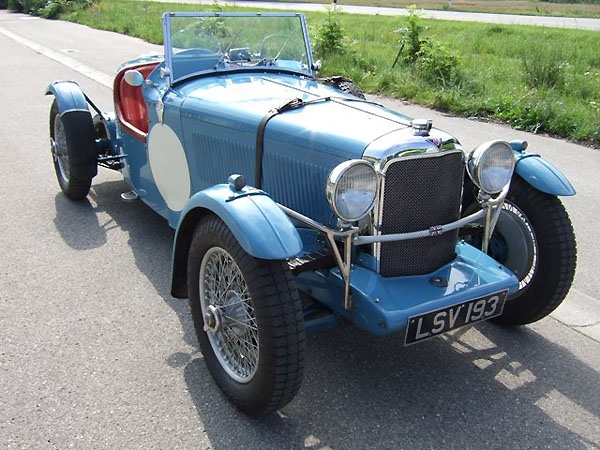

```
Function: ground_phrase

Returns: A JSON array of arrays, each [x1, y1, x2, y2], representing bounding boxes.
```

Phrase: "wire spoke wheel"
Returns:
[[200, 247, 259, 383], [48, 99, 96, 200], [188, 214, 305, 416], [462, 176, 576, 325], [52, 114, 71, 183]]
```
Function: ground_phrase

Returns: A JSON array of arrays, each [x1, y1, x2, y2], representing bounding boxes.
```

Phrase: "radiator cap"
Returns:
[[411, 119, 432, 136]]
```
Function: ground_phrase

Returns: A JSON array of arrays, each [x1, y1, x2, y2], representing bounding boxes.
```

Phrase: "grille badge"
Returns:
[[429, 225, 444, 236]]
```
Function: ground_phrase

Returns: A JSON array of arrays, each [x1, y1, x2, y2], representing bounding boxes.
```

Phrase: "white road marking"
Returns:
[[0, 25, 113, 88]]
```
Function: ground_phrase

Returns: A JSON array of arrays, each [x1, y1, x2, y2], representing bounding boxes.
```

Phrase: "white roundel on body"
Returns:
[[147, 123, 191, 212]]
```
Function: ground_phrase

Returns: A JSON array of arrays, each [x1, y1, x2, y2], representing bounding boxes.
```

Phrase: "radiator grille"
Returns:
[[378, 152, 464, 277]]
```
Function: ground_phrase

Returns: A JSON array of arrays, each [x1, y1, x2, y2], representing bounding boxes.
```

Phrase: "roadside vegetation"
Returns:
[[315, 6, 600, 144], [0, 0, 93, 18], [2, 0, 598, 145]]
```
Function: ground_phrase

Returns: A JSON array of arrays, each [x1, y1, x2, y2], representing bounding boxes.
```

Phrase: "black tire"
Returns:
[[337, 79, 366, 99], [320, 76, 366, 100], [462, 176, 576, 325], [187, 214, 306, 416], [49, 100, 97, 200]]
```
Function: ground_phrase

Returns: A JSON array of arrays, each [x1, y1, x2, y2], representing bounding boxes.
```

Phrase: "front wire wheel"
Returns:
[[49, 100, 96, 200], [200, 247, 259, 383], [188, 215, 305, 416], [463, 176, 577, 325], [51, 106, 73, 186]]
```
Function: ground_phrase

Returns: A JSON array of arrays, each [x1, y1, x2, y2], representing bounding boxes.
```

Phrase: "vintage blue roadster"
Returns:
[[47, 12, 576, 416]]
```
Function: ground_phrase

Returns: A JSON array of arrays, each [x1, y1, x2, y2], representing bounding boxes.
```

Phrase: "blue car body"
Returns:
[[47, 11, 574, 341]]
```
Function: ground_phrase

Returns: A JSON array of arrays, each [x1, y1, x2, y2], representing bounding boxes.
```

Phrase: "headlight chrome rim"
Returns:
[[326, 159, 378, 222], [467, 140, 515, 195]]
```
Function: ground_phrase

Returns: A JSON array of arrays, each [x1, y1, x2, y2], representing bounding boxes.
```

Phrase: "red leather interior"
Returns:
[[114, 63, 159, 142]]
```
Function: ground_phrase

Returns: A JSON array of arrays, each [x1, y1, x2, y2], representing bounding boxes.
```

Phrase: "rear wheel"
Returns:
[[461, 176, 576, 325], [49, 100, 97, 200], [187, 215, 305, 416]]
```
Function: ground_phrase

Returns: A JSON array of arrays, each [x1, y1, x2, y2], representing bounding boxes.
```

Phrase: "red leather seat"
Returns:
[[114, 63, 158, 141]]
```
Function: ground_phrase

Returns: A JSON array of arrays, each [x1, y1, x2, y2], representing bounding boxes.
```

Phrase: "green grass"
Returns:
[[59, 0, 600, 144]]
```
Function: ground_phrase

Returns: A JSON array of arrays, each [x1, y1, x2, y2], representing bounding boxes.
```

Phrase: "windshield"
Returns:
[[163, 12, 314, 83]]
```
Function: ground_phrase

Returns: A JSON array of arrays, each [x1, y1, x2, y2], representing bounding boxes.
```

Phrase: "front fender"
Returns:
[[171, 184, 302, 298], [47, 80, 98, 180], [514, 152, 575, 196], [46, 80, 89, 114]]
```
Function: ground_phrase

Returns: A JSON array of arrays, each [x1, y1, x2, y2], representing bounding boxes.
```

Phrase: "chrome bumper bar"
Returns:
[[277, 184, 509, 310]]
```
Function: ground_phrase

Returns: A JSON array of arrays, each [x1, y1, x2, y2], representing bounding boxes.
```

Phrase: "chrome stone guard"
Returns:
[[278, 183, 510, 310]]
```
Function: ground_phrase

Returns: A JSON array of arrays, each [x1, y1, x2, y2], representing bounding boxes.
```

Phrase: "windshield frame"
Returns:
[[162, 11, 317, 85]]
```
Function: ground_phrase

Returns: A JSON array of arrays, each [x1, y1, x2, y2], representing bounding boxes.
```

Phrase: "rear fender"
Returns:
[[513, 151, 575, 196], [171, 184, 302, 298]]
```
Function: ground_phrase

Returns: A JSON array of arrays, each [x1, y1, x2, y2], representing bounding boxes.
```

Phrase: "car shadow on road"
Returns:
[[53, 179, 197, 350], [187, 322, 600, 450], [54, 179, 600, 450], [53, 192, 108, 250]]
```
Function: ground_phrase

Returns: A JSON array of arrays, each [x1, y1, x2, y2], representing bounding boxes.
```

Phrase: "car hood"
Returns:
[[175, 73, 461, 225], [177, 73, 459, 160]]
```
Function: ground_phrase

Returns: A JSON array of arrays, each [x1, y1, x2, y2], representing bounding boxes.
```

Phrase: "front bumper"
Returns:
[[296, 241, 519, 337]]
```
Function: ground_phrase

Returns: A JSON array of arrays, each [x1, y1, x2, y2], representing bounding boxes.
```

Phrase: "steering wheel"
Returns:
[[258, 33, 294, 60]]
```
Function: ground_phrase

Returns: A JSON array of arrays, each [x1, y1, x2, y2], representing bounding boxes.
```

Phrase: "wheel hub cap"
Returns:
[[204, 304, 221, 332]]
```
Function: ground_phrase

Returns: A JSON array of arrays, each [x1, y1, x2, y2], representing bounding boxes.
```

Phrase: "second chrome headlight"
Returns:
[[326, 160, 377, 222], [467, 140, 515, 194]]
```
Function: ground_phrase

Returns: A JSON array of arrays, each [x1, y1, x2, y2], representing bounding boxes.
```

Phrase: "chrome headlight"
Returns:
[[326, 160, 377, 222], [467, 141, 515, 194]]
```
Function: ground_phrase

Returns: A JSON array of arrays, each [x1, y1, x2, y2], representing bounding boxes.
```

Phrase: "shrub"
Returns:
[[7, 0, 24, 11], [5, 0, 94, 18], [415, 40, 461, 87], [394, 6, 461, 88], [395, 5, 426, 64], [313, 7, 347, 57]]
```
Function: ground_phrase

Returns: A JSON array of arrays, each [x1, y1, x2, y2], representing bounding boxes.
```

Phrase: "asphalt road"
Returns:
[[1, 10, 599, 450]]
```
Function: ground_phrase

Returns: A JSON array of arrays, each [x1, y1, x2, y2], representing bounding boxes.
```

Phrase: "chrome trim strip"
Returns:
[[354, 209, 486, 246]]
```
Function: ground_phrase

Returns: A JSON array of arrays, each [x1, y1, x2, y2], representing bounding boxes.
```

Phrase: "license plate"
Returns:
[[404, 290, 508, 346]]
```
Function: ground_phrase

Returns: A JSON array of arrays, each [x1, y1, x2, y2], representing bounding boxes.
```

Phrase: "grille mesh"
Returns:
[[379, 152, 464, 277]]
